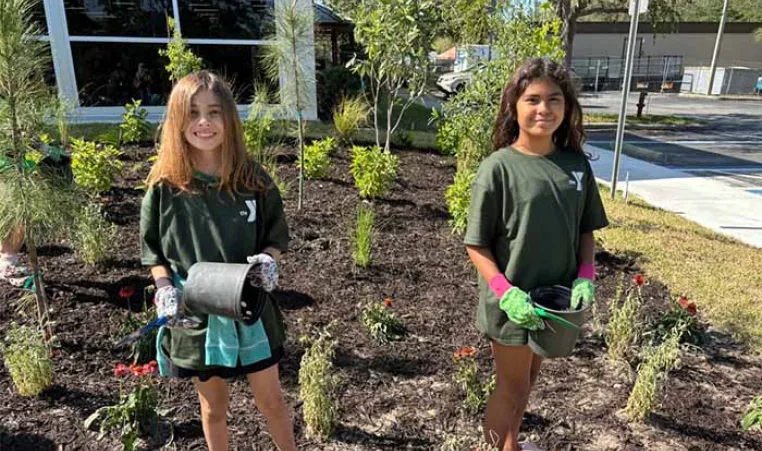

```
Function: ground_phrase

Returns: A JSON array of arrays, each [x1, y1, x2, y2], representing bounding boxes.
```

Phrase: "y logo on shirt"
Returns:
[[240, 200, 257, 223], [569, 171, 584, 192]]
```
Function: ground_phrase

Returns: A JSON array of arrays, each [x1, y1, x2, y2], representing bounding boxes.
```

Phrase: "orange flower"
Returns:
[[678, 296, 697, 316], [633, 274, 645, 286], [383, 298, 392, 308], [453, 346, 477, 361]]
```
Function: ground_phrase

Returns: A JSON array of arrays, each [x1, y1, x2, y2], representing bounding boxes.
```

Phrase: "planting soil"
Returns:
[[1, 145, 761, 450]]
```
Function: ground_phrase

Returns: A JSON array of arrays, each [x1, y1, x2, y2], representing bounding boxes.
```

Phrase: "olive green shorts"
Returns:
[[477, 298, 529, 346]]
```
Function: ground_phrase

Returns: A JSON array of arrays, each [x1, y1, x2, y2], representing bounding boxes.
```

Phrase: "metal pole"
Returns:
[[610, 0, 641, 200], [595, 59, 601, 93], [487, 0, 496, 62], [661, 56, 669, 93], [706, 0, 729, 95]]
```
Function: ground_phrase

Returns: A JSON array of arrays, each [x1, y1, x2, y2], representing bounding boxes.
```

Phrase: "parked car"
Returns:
[[435, 65, 484, 96]]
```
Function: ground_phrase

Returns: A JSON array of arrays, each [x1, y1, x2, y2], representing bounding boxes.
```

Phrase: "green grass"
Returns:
[[584, 113, 705, 127], [598, 186, 762, 351]]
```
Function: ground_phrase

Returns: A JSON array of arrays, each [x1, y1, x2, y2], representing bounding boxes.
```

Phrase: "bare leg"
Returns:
[[194, 376, 231, 451], [483, 343, 537, 451], [246, 364, 296, 451]]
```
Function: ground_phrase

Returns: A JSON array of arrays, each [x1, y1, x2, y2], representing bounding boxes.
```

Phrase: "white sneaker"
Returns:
[[520, 442, 545, 451]]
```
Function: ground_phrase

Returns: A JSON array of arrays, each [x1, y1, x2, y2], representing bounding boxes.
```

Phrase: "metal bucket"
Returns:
[[182, 262, 269, 325], [528, 285, 588, 358]]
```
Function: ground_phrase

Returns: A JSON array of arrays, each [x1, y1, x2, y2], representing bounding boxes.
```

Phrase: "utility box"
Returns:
[[681, 66, 761, 95]]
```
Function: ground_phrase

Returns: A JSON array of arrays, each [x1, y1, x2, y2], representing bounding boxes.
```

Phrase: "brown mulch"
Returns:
[[1, 144, 761, 450]]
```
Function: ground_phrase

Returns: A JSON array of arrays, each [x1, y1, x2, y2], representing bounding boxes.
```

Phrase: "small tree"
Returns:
[[343, 0, 440, 151], [0, 0, 112, 331], [262, 0, 314, 210], [158, 16, 203, 84]]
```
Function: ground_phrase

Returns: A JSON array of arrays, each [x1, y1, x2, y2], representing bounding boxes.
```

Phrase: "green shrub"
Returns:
[[445, 164, 476, 234], [73, 203, 117, 265], [299, 138, 335, 179], [298, 328, 337, 440], [452, 346, 494, 414], [333, 96, 368, 145], [316, 65, 363, 120], [1, 322, 53, 396], [607, 277, 645, 362], [70, 138, 123, 194], [351, 201, 375, 268], [158, 17, 203, 84], [350, 145, 399, 199], [392, 130, 414, 149], [243, 89, 274, 164], [361, 299, 405, 343], [120, 99, 151, 144], [625, 321, 685, 421], [742, 395, 762, 431]]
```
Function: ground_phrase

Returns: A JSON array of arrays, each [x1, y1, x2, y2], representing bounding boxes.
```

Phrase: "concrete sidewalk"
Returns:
[[587, 144, 762, 248]]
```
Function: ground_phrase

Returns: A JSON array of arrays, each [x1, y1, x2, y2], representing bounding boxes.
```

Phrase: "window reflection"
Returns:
[[71, 42, 171, 106], [178, 0, 274, 40], [190, 45, 279, 104], [64, 0, 172, 37]]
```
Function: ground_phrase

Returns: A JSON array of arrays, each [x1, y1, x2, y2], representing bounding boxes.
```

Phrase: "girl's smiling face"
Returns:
[[515, 78, 566, 140], [184, 89, 225, 153]]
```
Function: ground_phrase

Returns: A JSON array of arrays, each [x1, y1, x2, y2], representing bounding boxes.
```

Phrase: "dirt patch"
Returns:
[[1, 145, 761, 450]]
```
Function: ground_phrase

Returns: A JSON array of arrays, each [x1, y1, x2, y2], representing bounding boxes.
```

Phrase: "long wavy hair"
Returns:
[[492, 58, 585, 154], [146, 70, 266, 193]]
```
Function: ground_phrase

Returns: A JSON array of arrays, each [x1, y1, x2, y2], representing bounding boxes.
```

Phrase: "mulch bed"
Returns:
[[1, 144, 761, 450]]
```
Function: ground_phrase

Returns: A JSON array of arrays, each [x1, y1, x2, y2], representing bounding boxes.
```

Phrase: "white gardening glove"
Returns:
[[246, 253, 279, 292], [154, 285, 198, 328]]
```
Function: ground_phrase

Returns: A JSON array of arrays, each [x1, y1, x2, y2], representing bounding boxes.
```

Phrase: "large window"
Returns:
[[178, 0, 274, 40], [190, 45, 277, 103], [71, 43, 171, 106], [64, 0, 172, 37]]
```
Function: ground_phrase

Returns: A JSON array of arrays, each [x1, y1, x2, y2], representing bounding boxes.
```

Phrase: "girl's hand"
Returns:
[[246, 253, 279, 292], [154, 286, 198, 328], [499, 287, 544, 331], [571, 278, 595, 310]]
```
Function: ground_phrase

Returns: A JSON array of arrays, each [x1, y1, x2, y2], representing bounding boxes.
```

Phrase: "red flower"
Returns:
[[148, 360, 158, 368], [678, 297, 697, 316], [119, 285, 136, 299], [383, 298, 392, 308], [142, 363, 158, 375], [633, 274, 645, 286], [129, 362, 143, 377], [113, 363, 128, 378]]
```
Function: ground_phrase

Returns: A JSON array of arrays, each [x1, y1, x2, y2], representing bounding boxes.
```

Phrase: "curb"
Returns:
[[604, 141, 674, 165], [678, 92, 762, 103]]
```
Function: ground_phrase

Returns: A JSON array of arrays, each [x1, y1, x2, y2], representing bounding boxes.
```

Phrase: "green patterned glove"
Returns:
[[499, 287, 544, 331], [571, 278, 595, 310]]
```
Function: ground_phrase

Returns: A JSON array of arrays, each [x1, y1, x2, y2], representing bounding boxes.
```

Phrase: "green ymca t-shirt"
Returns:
[[140, 170, 290, 370], [463, 147, 609, 344]]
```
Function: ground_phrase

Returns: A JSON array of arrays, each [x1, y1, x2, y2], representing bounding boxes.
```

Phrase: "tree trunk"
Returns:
[[26, 237, 50, 337], [556, 0, 578, 69]]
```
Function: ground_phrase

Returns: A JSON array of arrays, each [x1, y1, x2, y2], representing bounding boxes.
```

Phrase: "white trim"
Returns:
[[44, 0, 78, 106], [68, 36, 274, 46], [171, 0, 181, 34]]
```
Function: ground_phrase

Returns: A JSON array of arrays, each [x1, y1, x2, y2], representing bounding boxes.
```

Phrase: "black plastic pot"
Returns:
[[182, 262, 269, 325], [528, 285, 589, 358]]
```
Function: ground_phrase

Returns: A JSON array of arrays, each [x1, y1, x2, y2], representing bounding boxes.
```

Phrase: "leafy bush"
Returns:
[[742, 396, 762, 432], [445, 164, 476, 234], [84, 362, 160, 451], [73, 203, 117, 265], [120, 99, 151, 145], [362, 298, 405, 343], [392, 130, 414, 149], [243, 89, 274, 164], [299, 138, 335, 179], [452, 346, 494, 413], [70, 138, 124, 194], [333, 96, 368, 146], [1, 322, 53, 396], [350, 145, 399, 199], [625, 321, 685, 421], [298, 328, 337, 440], [158, 17, 203, 84], [607, 275, 646, 362], [316, 65, 363, 120], [351, 201, 375, 268]]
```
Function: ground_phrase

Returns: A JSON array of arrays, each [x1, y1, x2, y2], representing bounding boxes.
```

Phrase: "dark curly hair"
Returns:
[[492, 58, 585, 154]]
